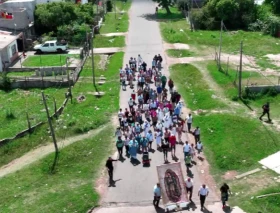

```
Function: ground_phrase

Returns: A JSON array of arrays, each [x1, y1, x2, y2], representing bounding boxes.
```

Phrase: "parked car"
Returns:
[[34, 40, 68, 54]]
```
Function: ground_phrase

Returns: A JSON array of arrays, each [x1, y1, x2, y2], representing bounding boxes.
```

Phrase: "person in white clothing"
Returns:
[[153, 183, 161, 207], [137, 54, 143, 66], [186, 113, 193, 132], [118, 108, 124, 127], [197, 141, 203, 153], [185, 178, 193, 201], [183, 141, 190, 158], [198, 184, 209, 210], [142, 120, 150, 135], [155, 129, 162, 148]]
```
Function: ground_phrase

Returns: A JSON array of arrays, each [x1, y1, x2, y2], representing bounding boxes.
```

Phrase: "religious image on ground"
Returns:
[[157, 162, 188, 211]]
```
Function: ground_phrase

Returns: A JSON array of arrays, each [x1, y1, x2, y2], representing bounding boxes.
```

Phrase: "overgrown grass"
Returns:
[[170, 64, 226, 110], [0, 52, 123, 168], [94, 35, 125, 48], [115, 0, 131, 12], [160, 20, 280, 57], [194, 114, 280, 173], [22, 55, 78, 67], [157, 7, 184, 20], [0, 125, 114, 213], [256, 56, 279, 71], [166, 49, 195, 58]]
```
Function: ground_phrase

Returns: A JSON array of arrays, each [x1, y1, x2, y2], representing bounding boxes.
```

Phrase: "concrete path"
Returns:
[[93, 0, 234, 212], [0, 126, 106, 178], [259, 151, 280, 174], [101, 32, 127, 37]]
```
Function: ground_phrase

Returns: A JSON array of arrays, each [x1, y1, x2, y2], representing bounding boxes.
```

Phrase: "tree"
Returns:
[[265, 0, 280, 14], [153, 0, 174, 14]]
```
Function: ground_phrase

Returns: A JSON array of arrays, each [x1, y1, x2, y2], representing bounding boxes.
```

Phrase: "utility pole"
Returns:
[[90, 31, 96, 87], [114, 0, 117, 20], [26, 112, 31, 133], [188, 0, 193, 31], [238, 41, 243, 98], [218, 20, 223, 70], [41, 92, 59, 173], [66, 57, 73, 103]]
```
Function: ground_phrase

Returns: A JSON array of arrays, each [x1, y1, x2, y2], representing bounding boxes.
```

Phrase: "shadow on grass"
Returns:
[[140, 13, 185, 22]]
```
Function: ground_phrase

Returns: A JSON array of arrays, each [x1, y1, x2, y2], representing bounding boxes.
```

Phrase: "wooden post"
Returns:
[[218, 20, 223, 70], [26, 112, 31, 133], [226, 57, 229, 75], [238, 41, 243, 98], [41, 92, 59, 173], [53, 97, 57, 119]]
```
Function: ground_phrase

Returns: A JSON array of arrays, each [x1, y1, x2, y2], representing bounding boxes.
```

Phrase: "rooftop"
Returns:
[[0, 34, 17, 50]]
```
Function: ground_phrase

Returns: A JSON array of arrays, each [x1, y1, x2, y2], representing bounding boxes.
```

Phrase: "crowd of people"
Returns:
[[106, 54, 231, 211]]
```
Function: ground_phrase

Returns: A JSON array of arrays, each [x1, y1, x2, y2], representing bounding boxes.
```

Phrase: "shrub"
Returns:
[[5, 108, 16, 120], [107, 0, 113, 12], [0, 73, 11, 91]]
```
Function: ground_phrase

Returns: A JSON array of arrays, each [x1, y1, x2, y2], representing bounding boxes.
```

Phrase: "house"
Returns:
[[0, 33, 18, 72]]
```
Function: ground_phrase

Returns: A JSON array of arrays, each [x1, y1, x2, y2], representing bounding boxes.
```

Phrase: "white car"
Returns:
[[34, 40, 68, 54]]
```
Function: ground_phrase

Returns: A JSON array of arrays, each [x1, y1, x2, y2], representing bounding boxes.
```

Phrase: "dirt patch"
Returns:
[[223, 170, 238, 180], [98, 55, 109, 70]]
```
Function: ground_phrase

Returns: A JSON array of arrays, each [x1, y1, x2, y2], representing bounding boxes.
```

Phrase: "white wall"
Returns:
[[7, 40, 18, 61]]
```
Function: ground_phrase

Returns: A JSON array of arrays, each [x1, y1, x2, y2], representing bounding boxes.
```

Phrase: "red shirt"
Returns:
[[131, 93, 136, 100], [169, 135, 176, 146]]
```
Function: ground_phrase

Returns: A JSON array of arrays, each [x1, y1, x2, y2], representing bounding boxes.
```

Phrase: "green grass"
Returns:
[[100, 0, 131, 34], [0, 52, 123, 168], [22, 55, 78, 67], [207, 61, 280, 120], [207, 62, 262, 99], [160, 20, 280, 57], [194, 114, 280, 173], [236, 185, 280, 213], [115, 0, 131, 11], [93, 35, 125, 48], [7, 71, 35, 77], [166, 49, 195, 58], [157, 7, 185, 20], [0, 125, 114, 213], [170, 64, 226, 110], [256, 56, 279, 71]]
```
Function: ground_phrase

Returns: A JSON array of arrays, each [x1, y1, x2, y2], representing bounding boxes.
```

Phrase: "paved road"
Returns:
[[101, 0, 219, 207]]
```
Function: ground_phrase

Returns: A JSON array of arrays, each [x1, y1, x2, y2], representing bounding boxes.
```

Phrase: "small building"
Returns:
[[0, 33, 18, 72]]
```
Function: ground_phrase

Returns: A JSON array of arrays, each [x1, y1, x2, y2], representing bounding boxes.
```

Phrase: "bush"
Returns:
[[5, 108, 16, 120], [0, 73, 11, 91]]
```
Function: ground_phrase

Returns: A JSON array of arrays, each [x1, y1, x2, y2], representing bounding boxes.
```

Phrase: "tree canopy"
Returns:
[[153, 0, 174, 14]]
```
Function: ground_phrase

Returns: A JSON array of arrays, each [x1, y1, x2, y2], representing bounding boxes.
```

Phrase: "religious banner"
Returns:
[[156, 162, 189, 211]]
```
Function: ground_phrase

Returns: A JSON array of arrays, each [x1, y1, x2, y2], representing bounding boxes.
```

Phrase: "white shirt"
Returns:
[[118, 111, 124, 118], [197, 142, 203, 150], [199, 186, 209, 196], [186, 116, 193, 123], [183, 144, 190, 152], [185, 179, 193, 188], [154, 185, 161, 197]]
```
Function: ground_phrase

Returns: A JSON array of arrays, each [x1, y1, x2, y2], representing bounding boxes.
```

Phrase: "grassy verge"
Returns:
[[93, 35, 125, 48], [170, 64, 226, 110], [194, 114, 280, 174], [7, 71, 35, 77], [207, 61, 280, 120], [166, 49, 195, 58], [160, 20, 280, 56], [100, 0, 131, 34], [256, 56, 279, 71], [0, 52, 123, 168], [22, 55, 78, 67], [0, 125, 114, 213]]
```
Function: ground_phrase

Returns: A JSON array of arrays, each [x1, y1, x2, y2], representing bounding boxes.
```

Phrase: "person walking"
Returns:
[[105, 157, 117, 181], [161, 140, 169, 163], [116, 136, 124, 159], [220, 183, 231, 209], [185, 178, 193, 202], [118, 108, 124, 127], [186, 113, 193, 132], [161, 74, 167, 89], [124, 135, 130, 156], [183, 141, 190, 158], [153, 183, 161, 208], [198, 184, 209, 210], [194, 127, 200, 144], [169, 133, 177, 158], [259, 102, 271, 121]]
